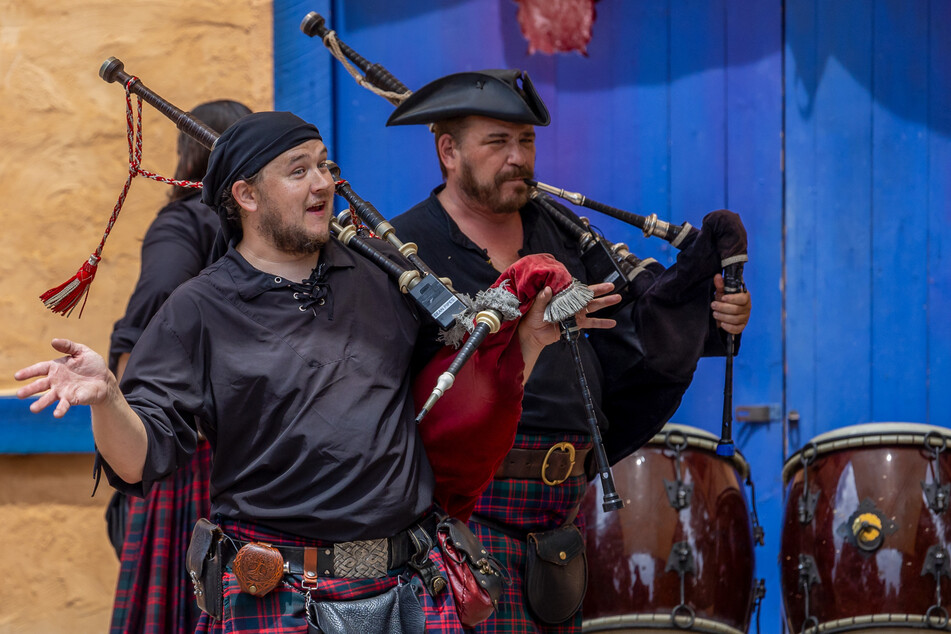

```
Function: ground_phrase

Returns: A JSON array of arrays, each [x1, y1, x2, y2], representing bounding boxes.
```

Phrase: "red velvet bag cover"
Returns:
[[413, 253, 577, 520]]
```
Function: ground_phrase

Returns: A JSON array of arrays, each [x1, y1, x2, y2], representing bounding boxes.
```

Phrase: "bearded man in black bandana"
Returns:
[[15, 111, 619, 633], [389, 70, 753, 632]]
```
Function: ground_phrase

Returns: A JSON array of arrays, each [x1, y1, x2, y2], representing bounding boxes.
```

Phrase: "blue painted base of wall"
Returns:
[[0, 396, 93, 454]]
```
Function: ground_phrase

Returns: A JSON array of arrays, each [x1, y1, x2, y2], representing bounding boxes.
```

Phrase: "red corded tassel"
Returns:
[[39, 255, 100, 317], [38, 80, 201, 318]]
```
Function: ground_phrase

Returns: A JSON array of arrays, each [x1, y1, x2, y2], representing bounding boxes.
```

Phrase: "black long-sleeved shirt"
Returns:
[[394, 188, 726, 461], [105, 239, 439, 541]]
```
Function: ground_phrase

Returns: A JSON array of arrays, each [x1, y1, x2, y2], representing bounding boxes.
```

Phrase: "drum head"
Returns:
[[783, 422, 951, 484], [648, 423, 751, 480]]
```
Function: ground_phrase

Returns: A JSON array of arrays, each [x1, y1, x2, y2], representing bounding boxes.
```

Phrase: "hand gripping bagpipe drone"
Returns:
[[38, 56, 597, 519], [300, 11, 750, 462]]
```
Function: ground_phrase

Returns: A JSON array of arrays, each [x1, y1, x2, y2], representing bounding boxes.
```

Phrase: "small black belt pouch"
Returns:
[[186, 518, 225, 620], [306, 583, 425, 634], [524, 523, 588, 624]]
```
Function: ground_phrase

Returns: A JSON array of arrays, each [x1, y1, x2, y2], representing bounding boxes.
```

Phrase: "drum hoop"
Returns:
[[582, 613, 745, 634], [648, 424, 751, 480], [796, 612, 951, 632], [782, 424, 951, 485]]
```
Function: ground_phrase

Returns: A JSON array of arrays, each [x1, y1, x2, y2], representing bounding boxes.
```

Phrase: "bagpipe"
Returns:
[[38, 56, 595, 519], [300, 11, 749, 461]]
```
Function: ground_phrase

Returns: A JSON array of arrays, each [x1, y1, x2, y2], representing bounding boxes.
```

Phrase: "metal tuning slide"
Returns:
[[527, 178, 699, 249]]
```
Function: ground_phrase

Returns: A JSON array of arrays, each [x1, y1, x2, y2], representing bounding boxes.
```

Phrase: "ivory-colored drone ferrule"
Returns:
[[474, 310, 502, 334]]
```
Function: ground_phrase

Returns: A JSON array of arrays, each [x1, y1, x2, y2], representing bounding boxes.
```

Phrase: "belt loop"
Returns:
[[302, 547, 318, 589]]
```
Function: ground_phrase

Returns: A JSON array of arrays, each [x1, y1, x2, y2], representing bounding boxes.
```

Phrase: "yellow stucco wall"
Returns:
[[0, 1, 272, 630]]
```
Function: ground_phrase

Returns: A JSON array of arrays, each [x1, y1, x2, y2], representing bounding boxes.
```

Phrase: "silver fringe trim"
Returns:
[[544, 280, 593, 323], [439, 280, 522, 348]]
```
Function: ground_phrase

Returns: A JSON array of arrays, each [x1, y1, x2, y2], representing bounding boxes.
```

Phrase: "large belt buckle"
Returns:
[[333, 538, 388, 578], [541, 442, 576, 486]]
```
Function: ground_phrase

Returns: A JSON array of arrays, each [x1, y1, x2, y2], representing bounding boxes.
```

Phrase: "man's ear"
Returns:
[[231, 179, 257, 214], [436, 133, 457, 172]]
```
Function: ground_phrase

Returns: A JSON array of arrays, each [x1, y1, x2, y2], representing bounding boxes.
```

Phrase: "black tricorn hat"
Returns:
[[386, 69, 550, 127]]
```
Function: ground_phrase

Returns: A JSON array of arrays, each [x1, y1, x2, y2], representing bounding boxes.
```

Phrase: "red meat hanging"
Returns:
[[514, 0, 597, 55]]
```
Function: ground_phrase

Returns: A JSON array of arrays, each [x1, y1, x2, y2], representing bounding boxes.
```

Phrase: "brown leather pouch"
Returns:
[[186, 518, 224, 620], [232, 542, 285, 597], [524, 523, 588, 624]]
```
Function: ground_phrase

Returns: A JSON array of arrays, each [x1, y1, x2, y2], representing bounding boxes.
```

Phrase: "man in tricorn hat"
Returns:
[[389, 70, 752, 631], [16, 111, 616, 633]]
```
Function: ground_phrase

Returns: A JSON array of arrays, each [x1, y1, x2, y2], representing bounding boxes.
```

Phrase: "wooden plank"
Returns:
[[273, 0, 335, 149], [0, 397, 93, 454], [547, 0, 671, 265], [784, 0, 820, 450], [870, 0, 929, 423], [787, 0, 875, 445], [724, 0, 785, 627], [667, 0, 729, 430], [928, 0, 951, 424]]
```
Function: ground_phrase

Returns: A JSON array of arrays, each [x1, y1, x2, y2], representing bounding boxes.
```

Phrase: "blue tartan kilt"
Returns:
[[468, 432, 593, 634]]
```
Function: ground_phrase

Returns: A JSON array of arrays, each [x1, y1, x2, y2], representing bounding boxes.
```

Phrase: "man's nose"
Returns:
[[313, 166, 335, 191], [508, 142, 530, 165]]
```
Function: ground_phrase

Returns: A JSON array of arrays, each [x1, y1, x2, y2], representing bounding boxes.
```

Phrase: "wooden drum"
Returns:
[[581, 424, 759, 633], [781, 422, 951, 632]]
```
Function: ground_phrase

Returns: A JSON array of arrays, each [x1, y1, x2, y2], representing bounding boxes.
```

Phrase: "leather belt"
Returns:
[[223, 513, 438, 583], [495, 443, 590, 485]]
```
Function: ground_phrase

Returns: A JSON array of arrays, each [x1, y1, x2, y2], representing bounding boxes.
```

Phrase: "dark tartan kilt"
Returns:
[[469, 432, 592, 634], [110, 438, 213, 634], [195, 517, 464, 633]]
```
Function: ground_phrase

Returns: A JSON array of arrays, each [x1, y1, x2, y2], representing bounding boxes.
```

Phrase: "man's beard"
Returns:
[[257, 203, 328, 255], [458, 159, 533, 215]]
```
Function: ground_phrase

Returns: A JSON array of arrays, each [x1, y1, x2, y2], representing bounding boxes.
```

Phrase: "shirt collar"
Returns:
[[226, 238, 357, 301]]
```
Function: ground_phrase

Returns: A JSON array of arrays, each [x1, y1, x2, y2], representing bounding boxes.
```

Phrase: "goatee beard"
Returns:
[[459, 162, 533, 215], [258, 207, 327, 255]]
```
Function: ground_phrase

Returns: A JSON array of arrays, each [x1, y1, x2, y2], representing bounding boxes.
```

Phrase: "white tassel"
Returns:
[[544, 280, 593, 323], [439, 280, 522, 348]]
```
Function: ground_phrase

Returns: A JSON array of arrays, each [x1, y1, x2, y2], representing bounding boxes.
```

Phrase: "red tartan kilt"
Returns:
[[195, 518, 464, 633], [110, 438, 213, 634]]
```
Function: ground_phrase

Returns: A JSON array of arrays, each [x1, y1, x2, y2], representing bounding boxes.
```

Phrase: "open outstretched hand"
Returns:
[[15, 338, 115, 418]]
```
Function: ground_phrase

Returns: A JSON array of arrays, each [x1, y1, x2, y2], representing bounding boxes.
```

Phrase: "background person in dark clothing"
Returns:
[[106, 99, 251, 634], [388, 69, 752, 632]]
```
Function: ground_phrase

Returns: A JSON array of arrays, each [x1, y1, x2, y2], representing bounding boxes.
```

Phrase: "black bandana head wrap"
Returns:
[[202, 111, 322, 245]]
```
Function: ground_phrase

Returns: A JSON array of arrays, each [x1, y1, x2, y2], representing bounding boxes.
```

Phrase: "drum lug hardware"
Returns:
[[922, 431, 949, 514], [922, 481, 950, 514], [797, 554, 820, 592], [836, 498, 897, 553], [664, 431, 692, 510], [797, 554, 820, 632], [665, 541, 695, 576], [664, 478, 693, 510], [798, 442, 819, 524], [922, 545, 950, 581], [665, 541, 696, 630], [798, 489, 819, 525], [922, 545, 951, 627]]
